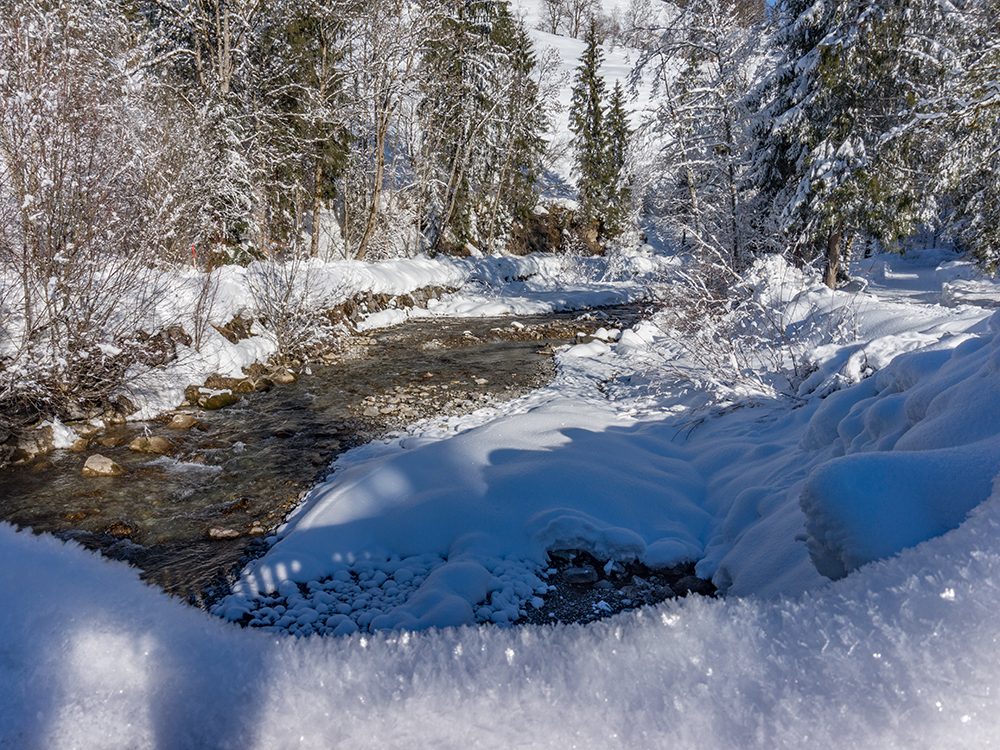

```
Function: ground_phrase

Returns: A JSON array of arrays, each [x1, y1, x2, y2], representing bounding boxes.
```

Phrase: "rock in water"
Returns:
[[165, 414, 199, 430], [208, 527, 240, 539], [129, 436, 172, 454], [270, 368, 297, 384], [200, 391, 239, 410], [82, 454, 124, 477]]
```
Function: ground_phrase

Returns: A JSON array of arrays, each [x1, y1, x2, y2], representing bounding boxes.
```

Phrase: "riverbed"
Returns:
[[0, 307, 640, 606]]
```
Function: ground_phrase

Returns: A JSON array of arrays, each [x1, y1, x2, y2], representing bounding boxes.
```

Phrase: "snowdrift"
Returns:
[[800, 310, 1000, 578]]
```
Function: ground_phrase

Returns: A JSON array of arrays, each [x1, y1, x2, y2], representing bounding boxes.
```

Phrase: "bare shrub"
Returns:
[[651, 254, 859, 401], [0, 0, 173, 431], [245, 253, 343, 363]]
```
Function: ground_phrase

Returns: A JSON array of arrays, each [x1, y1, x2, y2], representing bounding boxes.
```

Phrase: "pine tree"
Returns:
[[743, 0, 938, 286], [568, 22, 609, 229], [920, 0, 1000, 272], [481, 6, 548, 252], [602, 80, 632, 237]]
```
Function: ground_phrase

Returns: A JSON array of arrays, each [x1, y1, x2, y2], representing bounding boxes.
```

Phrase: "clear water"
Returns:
[[0, 308, 641, 606]]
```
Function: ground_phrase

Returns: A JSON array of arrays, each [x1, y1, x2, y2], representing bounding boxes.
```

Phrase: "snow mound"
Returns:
[[800, 310, 1000, 577]]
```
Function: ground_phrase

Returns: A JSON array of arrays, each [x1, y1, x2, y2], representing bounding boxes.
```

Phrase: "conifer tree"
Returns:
[[602, 79, 632, 237], [568, 22, 609, 229], [743, 0, 937, 286], [481, 6, 547, 251]]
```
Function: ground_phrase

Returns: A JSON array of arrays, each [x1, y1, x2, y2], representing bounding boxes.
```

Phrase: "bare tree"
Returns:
[[0, 0, 172, 427]]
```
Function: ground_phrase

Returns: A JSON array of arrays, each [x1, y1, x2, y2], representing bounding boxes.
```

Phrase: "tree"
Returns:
[[634, 0, 767, 269], [602, 80, 633, 237], [340, 0, 428, 260], [277, 0, 352, 258], [0, 0, 170, 426], [917, 0, 1000, 271], [743, 0, 937, 286], [480, 7, 548, 252], [568, 23, 610, 228]]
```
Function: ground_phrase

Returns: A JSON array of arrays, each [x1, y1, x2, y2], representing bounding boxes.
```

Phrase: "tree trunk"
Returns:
[[825, 221, 842, 290], [310, 154, 323, 258]]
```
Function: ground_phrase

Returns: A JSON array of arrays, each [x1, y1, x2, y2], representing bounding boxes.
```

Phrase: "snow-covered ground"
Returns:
[[4, 247, 1000, 749]]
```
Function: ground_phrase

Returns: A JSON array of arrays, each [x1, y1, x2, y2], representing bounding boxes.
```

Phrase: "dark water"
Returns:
[[0, 307, 641, 605]]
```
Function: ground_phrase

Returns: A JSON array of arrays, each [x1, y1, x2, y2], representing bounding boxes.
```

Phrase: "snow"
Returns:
[[6, 5, 1000, 741], [5, 469, 1000, 747], [5, 231, 1000, 746]]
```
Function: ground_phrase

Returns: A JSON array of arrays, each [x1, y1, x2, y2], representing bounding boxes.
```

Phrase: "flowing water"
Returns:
[[0, 307, 641, 606]]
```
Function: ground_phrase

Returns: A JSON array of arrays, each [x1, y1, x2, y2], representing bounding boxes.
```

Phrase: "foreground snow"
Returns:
[[3, 248, 1000, 748], [3, 483, 1000, 748]]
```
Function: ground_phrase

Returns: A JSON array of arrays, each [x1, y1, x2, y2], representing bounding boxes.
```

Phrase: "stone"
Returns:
[[15, 426, 54, 461], [270, 369, 297, 384], [672, 576, 715, 597], [129, 436, 172, 454], [593, 579, 614, 591], [363, 406, 380, 417], [165, 413, 199, 430], [67, 437, 90, 452], [209, 526, 240, 539], [232, 379, 257, 394], [82, 454, 124, 477], [104, 518, 138, 538], [183, 385, 204, 403], [562, 566, 598, 585], [204, 373, 240, 390], [253, 377, 275, 392], [69, 422, 101, 438], [199, 391, 239, 409], [97, 435, 126, 448]]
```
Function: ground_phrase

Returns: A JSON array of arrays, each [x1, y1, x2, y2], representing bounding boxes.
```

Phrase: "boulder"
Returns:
[[562, 566, 598, 585], [199, 391, 240, 410], [14, 426, 55, 461], [165, 413, 200, 430], [129, 436, 172, 454], [82, 454, 125, 477], [671, 576, 715, 597]]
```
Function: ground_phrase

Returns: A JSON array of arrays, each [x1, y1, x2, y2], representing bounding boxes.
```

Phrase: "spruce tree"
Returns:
[[743, 0, 935, 286], [568, 22, 609, 228], [602, 79, 632, 237]]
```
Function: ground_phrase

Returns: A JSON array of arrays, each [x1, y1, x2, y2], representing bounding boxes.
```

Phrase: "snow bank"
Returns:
[[6, 493, 1000, 748], [800, 310, 1000, 578]]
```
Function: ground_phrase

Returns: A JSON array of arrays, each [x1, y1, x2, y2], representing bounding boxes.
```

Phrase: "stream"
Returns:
[[0, 307, 641, 607]]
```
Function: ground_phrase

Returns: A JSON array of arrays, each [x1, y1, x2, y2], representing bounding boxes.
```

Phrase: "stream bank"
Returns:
[[0, 307, 641, 607]]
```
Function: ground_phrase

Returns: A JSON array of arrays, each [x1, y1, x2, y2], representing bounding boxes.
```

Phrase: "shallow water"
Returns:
[[0, 307, 640, 605]]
